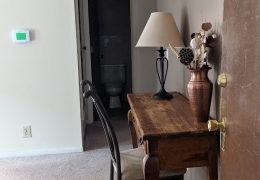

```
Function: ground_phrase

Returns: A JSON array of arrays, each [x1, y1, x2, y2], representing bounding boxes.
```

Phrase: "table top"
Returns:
[[127, 92, 216, 140]]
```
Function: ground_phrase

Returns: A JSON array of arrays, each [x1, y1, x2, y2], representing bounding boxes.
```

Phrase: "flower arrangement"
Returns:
[[169, 22, 216, 123], [170, 22, 217, 70]]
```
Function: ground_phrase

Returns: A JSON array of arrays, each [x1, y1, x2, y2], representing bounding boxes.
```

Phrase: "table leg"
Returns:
[[127, 110, 138, 148], [142, 140, 159, 180], [143, 154, 159, 180], [207, 150, 218, 180]]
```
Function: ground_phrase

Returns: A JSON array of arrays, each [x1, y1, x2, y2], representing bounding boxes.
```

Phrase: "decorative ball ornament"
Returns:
[[179, 48, 194, 65]]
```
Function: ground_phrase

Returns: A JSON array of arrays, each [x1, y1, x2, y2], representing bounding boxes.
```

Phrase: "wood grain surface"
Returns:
[[127, 92, 214, 140], [127, 92, 219, 180]]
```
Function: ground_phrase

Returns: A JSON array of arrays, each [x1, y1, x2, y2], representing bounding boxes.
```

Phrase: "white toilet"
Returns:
[[101, 64, 125, 108]]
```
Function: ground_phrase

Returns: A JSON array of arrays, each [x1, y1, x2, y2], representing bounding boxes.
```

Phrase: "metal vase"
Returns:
[[187, 68, 213, 123]]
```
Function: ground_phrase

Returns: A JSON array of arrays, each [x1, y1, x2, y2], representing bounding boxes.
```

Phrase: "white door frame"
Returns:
[[74, 0, 94, 141]]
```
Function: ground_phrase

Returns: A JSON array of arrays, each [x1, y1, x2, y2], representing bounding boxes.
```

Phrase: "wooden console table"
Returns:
[[127, 92, 219, 180]]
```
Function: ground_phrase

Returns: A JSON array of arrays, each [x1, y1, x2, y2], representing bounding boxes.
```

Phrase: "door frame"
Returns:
[[74, 0, 94, 144]]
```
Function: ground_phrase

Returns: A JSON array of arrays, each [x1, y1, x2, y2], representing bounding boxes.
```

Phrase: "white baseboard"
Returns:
[[0, 147, 83, 158]]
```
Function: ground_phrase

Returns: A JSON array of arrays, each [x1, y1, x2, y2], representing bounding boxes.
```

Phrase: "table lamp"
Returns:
[[136, 12, 184, 100]]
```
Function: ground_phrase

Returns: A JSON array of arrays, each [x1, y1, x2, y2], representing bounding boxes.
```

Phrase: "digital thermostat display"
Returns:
[[12, 30, 30, 43], [16, 33, 27, 40]]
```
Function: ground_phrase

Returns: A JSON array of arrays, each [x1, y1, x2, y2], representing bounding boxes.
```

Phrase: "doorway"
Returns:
[[88, 0, 132, 119]]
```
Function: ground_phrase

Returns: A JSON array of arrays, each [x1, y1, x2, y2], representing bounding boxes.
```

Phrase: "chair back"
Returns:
[[81, 80, 121, 180]]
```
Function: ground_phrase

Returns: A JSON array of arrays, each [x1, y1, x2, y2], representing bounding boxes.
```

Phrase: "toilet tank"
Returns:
[[101, 64, 126, 84]]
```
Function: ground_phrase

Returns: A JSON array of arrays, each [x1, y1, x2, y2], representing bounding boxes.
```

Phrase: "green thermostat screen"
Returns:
[[16, 33, 26, 40]]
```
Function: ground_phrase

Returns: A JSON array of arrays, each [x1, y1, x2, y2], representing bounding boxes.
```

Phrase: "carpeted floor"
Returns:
[[0, 114, 132, 180], [0, 144, 132, 180], [84, 114, 132, 151]]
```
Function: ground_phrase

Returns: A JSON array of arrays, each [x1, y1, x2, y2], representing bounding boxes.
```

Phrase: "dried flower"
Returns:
[[189, 22, 216, 69], [212, 34, 217, 39], [169, 22, 216, 70], [190, 37, 203, 49]]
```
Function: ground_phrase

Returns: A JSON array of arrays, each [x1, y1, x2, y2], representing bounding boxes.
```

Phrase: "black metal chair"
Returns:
[[81, 80, 186, 180]]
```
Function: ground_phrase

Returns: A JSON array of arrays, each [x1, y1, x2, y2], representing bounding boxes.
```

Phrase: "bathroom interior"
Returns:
[[88, 0, 132, 119]]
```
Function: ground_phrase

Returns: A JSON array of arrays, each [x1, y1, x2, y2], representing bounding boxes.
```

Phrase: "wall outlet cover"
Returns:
[[22, 126, 32, 138]]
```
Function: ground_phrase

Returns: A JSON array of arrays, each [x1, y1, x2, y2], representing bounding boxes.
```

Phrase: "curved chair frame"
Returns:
[[81, 80, 185, 180], [81, 80, 121, 180]]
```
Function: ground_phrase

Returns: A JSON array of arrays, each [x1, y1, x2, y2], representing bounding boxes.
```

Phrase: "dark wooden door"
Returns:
[[221, 0, 260, 179]]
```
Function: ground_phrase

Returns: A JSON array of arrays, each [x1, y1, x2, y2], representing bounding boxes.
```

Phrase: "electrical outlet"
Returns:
[[22, 126, 32, 138]]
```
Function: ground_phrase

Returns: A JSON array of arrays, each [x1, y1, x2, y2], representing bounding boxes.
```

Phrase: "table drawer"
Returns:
[[157, 135, 218, 169]]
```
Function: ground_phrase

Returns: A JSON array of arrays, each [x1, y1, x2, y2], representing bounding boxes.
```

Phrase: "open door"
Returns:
[[77, 0, 93, 124], [88, 0, 132, 117], [219, 0, 260, 178]]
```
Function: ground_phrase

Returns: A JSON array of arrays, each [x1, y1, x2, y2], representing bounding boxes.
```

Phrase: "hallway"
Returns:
[[84, 113, 131, 151]]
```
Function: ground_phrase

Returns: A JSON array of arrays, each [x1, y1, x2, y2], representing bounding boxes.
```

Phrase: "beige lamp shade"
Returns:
[[136, 12, 184, 48]]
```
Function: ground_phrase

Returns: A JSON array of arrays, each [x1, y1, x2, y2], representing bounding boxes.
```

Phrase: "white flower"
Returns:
[[190, 37, 203, 49], [212, 34, 217, 38], [200, 30, 205, 36]]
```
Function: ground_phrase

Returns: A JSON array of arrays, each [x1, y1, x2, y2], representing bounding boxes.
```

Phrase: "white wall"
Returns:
[[157, 0, 223, 179], [131, 0, 158, 93], [0, 0, 82, 157]]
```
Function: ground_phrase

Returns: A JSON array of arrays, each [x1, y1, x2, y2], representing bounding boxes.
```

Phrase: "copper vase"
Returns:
[[187, 68, 213, 123]]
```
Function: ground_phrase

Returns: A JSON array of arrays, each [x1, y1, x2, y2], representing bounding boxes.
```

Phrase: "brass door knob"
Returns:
[[208, 119, 225, 131], [217, 73, 227, 87], [208, 118, 227, 151]]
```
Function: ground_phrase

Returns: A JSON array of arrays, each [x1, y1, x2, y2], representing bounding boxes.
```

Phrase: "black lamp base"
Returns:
[[153, 88, 173, 100]]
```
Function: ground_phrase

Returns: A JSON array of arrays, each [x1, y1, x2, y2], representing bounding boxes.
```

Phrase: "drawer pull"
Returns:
[[132, 118, 135, 123]]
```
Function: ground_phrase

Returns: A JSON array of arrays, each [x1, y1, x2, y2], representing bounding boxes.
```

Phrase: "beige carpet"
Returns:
[[0, 144, 201, 180], [0, 144, 131, 180]]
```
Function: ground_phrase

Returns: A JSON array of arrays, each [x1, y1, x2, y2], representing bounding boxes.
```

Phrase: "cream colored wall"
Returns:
[[0, 0, 82, 157], [157, 0, 223, 179], [131, 0, 158, 93]]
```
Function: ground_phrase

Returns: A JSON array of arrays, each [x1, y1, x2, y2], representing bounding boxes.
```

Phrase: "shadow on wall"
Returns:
[[180, 5, 190, 46], [208, 24, 222, 120], [180, 5, 190, 94]]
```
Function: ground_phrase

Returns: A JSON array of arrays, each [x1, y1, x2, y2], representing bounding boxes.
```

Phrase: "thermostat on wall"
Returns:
[[12, 30, 30, 43]]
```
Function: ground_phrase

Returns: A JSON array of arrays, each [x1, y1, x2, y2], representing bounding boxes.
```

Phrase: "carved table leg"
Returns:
[[143, 140, 159, 180], [143, 154, 159, 180], [207, 150, 218, 180], [127, 110, 138, 148]]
